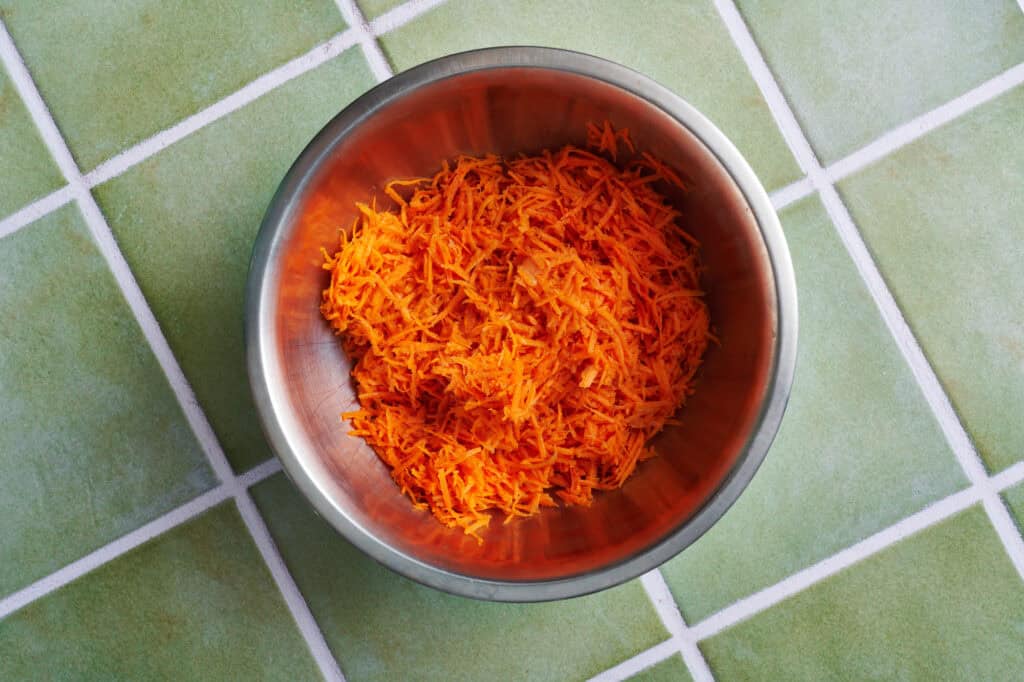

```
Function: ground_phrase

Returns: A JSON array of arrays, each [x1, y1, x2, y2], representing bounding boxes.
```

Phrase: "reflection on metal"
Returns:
[[246, 46, 798, 602]]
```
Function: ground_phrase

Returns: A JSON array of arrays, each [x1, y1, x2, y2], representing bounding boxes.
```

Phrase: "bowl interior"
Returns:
[[261, 65, 776, 583]]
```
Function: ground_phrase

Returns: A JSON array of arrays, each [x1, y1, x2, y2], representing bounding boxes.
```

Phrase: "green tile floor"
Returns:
[[379, 0, 801, 191], [735, 0, 1024, 163], [838, 86, 1024, 474], [0, 503, 320, 679], [1, 0, 346, 171], [93, 49, 376, 473], [0, 1, 1022, 680], [700, 506, 1024, 681], [660, 196, 966, 623], [627, 655, 693, 682], [251, 475, 669, 682], [0, 62, 62, 216], [0, 204, 215, 596]]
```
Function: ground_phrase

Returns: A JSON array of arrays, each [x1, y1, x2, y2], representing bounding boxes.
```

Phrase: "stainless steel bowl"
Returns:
[[246, 46, 797, 602]]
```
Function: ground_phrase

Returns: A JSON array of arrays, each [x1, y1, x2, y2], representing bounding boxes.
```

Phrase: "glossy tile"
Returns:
[[0, 62, 63, 218], [0, 205, 214, 597], [736, 0, 1024, 162], [93, 50, 376, 472], [700, 506, 1024, 680], [251, 473, 668, 681], [1, 0, 346, 170], [0, 503, 320, 680], [660, 196, 966, 622], [378, 0, 801, 191], [839, 86, 1024, 473]]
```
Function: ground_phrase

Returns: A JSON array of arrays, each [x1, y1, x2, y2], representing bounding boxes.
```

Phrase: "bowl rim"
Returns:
[[246, 45, 798, 602]]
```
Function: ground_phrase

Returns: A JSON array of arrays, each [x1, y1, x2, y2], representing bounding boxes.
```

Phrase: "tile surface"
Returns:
[[839, 86, 1024, 473], [251, 474, 668, 682], [0, 205, 214, 597], [0, 503, 320, 680], [1006, 483, 1024, 535], [700, 506, 1024, 681], [378, 0, 801, 192], [628, 655, 693, 682], [0, 0, 346, 170], [736, 0, 1024, 162], [94, 51, 376, 472], [2, 1, 1024, 680], [0, 62, 63, 217], [357, 0, 404, 19], [660, 196, 966, 622]]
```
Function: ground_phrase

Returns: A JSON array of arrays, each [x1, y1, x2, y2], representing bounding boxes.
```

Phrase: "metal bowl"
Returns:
[[246, 46, 797, 602]]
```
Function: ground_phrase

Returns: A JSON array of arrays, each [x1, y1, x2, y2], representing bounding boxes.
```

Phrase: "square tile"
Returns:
[[0, 205, 215, 597], [378, 0, 801, 192], [699, 506, 1024, 680], [736, 0, 1024, 162], [660, 196, 966, 623], [0, 502, 320, 680], [1, 0, 346, 170], [251, 473, 668, 682], [838, 86, 1024, 473], [0, 62, 63, 217], [93, 50, 377, 472], [628, 655, 693, 682]]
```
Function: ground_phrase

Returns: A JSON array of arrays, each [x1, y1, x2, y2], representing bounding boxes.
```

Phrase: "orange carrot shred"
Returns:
[[321, 122, 710, 539]]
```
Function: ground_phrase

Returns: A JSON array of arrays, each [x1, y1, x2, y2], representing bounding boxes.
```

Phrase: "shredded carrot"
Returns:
[[320, 123, 710, 538]]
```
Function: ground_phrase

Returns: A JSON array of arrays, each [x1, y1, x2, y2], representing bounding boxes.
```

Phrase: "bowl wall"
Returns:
[[248, 48, 795, 600]]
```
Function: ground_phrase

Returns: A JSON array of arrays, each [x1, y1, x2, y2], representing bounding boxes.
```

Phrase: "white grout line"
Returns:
[[686, 460, 1023, 642], [815, 184, 990, 480], [714, 0, 1024, 594], [237, 456, 284, 488], [1, 0, 448, 243], [85, 28, 360, 187], [83, 186, 343, 672], [587, 638, 679, 682], [995, 458, 1024, 497], [368, 0, 450, 35], [79, 191, 241, 483], [333, 0, 394, 82], [0, 19, 345, 679], [588, 473, 1020, 679], [640, 570, 715, 682], [0, 3, 1015, 239], [0, 18, 230, 483], [1, 0, 1021, 677], [824, 62, 1024, 185], [992, 460, 1024, 494], [713, 0, 817, 173], [771, 60, 1024, 210], [688, 484, 985, 641], [0, 185, 73, 240], [0, 458, 287, 623], [360, 37, 395, 82], [0, 485, 232, 620], [236, 490, 346, 681], [639, 571, 689, 643], [3, 3, 1015, 242], [980, 490, 1024, 581], [715, 0, 1024, 538], [0, 23, 78, 179], [768, 176, 814, 210]]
